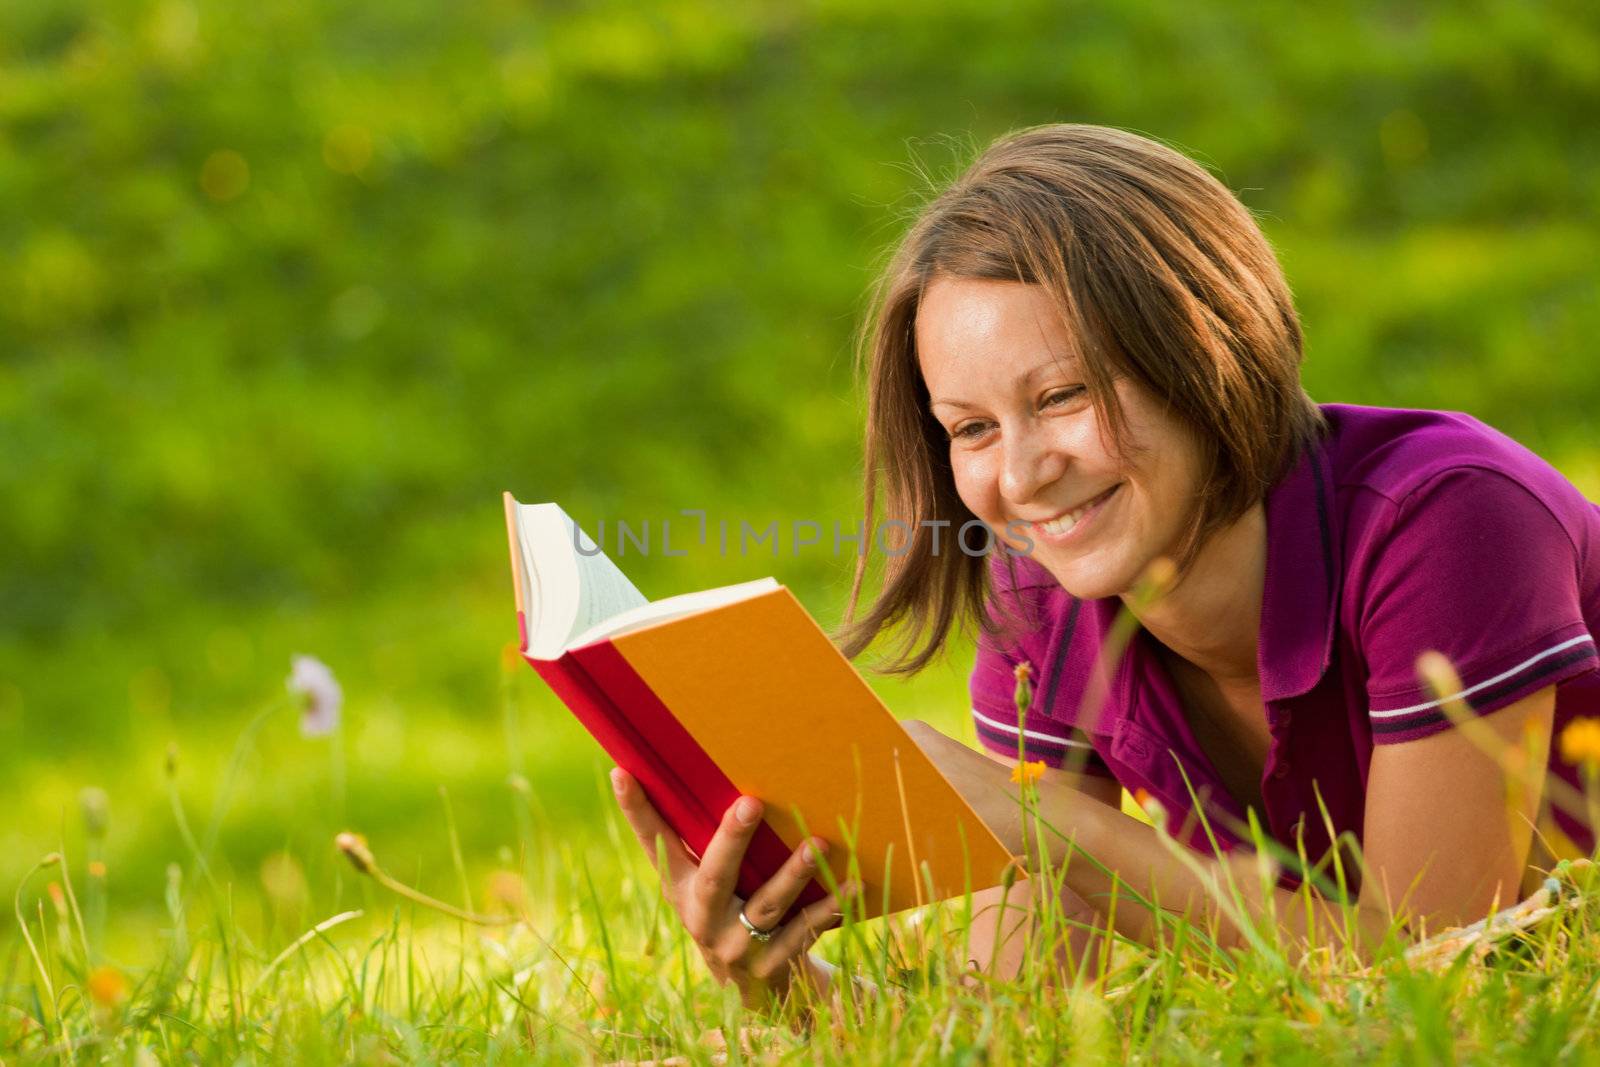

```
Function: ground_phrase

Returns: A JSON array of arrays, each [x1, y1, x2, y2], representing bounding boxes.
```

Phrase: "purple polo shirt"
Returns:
[[970, 403, 1600, 866]]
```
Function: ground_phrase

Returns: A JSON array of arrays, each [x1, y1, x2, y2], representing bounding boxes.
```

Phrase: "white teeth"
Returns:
[[1033, 487, 1112, 537], [1039, 513, 1078, 536]]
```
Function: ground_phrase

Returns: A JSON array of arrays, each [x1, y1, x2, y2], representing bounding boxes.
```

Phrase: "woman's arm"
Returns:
[[964, 755, 1121, 979], [1360, 685, 1553, 929], [907, 685, 1556, 962]]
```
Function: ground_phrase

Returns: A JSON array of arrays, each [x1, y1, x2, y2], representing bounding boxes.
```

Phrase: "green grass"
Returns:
[[8, 684, 1600, 1063]]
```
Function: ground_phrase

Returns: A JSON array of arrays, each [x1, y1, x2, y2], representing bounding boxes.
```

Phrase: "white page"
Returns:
[[517, 503, 646, 658], [567, 577, 779, 649]]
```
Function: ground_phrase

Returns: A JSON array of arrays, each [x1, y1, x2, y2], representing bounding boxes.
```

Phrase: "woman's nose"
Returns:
[[998, 424, 1066, 508]]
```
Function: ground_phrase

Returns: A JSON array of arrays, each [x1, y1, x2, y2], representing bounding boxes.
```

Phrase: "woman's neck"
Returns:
[[1123, 503, 1267, 688]]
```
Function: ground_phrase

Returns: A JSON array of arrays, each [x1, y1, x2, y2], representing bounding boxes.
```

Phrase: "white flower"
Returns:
[[287, 655, 342, 737]]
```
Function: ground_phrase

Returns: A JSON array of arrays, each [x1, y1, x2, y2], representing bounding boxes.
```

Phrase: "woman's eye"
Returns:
[[1043, 386, 1086, 408], [950, 421, 991, 441], [947, 391, 1082, 441]]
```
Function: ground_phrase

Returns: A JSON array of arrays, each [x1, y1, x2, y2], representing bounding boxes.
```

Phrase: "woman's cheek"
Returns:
[[950, 456, 1001, 528]]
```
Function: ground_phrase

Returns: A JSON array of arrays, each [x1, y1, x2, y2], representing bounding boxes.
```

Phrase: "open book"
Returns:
[[503, 494, 1015, 918]]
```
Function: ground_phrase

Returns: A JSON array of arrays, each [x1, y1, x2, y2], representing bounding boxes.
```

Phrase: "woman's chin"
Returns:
[[1035, 554, 1134, 601]]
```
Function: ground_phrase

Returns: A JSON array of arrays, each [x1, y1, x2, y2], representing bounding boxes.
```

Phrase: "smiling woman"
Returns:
[[612, 124, 1600, 1010], [917, 278, 1209, 604], [835, 125, 1326, 675]]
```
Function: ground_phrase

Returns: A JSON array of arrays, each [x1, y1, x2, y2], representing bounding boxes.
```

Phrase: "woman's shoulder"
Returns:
[[1316, 404, 1599, 741], [1320, 402, 1595, 538]]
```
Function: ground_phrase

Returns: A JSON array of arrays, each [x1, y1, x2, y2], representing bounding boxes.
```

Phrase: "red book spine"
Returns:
[[571, 640, 826, 916], [516, 605, 825, 921], [525, 651, 718, 856]]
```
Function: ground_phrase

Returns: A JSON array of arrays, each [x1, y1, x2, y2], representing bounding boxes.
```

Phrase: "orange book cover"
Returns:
[[504, 493, 1017, 917]]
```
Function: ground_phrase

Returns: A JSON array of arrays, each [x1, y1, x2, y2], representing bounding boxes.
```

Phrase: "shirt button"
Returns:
[[1272, 762, 1291, 780]]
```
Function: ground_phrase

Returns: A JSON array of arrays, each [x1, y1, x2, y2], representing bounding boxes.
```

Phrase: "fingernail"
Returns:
[[801, 843, 815, 865], [609, 767, 626, 796], [734, 796, 760, 825]]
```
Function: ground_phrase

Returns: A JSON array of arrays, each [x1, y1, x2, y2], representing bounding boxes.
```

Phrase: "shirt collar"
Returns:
[[1073, 436, 1341, 731], [1257, 438, 1340, 702]]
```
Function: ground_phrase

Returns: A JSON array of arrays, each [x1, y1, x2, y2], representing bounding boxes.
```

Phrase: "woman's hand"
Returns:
[[610, 767, 853, 1009]]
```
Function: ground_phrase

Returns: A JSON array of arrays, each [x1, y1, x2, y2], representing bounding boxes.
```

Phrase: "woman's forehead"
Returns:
[[916, 278, 1081, 393]]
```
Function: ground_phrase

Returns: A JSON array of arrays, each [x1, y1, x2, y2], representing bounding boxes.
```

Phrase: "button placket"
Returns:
[[1264, 699, 1295, 784]]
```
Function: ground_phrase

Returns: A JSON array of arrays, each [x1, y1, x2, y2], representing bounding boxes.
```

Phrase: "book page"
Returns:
[[568, 577, 779, 649], [566, 517, 648, 639], [517, 503, 647, 658]]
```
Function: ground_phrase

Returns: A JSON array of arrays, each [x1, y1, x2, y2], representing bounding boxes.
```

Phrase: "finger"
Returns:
[[611, 767, 695, 883], [756, 885, 856, 974], [688, 796, 764, 917], [740, 837, 826, 933]]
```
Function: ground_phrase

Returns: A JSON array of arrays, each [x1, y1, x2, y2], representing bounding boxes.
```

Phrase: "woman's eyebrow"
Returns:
[[928, 360, 1077, 411]]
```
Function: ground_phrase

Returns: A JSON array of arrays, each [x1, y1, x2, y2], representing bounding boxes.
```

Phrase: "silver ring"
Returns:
[[738, 908, 775, 943]]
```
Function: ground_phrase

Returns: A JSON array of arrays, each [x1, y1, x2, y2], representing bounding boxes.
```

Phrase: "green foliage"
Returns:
[[2, 0, 1598, 1058]]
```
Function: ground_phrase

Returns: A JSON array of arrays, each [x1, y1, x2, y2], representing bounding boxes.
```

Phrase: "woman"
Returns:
[[611, 124, 1600, 1007]]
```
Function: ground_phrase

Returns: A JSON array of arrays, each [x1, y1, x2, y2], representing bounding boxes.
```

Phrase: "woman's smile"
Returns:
[[1028, 483, 1121, 546]]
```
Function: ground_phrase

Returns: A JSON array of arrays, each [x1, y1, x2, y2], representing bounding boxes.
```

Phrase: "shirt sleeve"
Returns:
[[1359, 466, 1598, 744], [969, 581, 1112, 777]]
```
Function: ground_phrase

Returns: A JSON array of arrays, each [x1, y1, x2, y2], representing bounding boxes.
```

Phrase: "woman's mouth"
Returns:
[[1029, 484, 1120, 545]]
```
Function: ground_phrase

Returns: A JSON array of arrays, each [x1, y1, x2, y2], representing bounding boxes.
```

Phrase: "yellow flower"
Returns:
[[1134, 556, 1178, 603], [1010, 759, 1047, 786], [1559, 717, 1600, 771], [1133, 787, 1168, 825], [87, 965, 128, 1008]]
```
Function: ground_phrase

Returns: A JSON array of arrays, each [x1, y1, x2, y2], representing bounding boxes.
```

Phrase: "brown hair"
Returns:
[[834, 124, 1325, 673]]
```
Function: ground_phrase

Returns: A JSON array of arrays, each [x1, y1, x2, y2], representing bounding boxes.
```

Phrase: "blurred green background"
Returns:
[[2, 0, 1597, 951]]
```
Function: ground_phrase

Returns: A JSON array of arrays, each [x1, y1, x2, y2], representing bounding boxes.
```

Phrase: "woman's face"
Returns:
[[917, 276, 1204, 600]]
